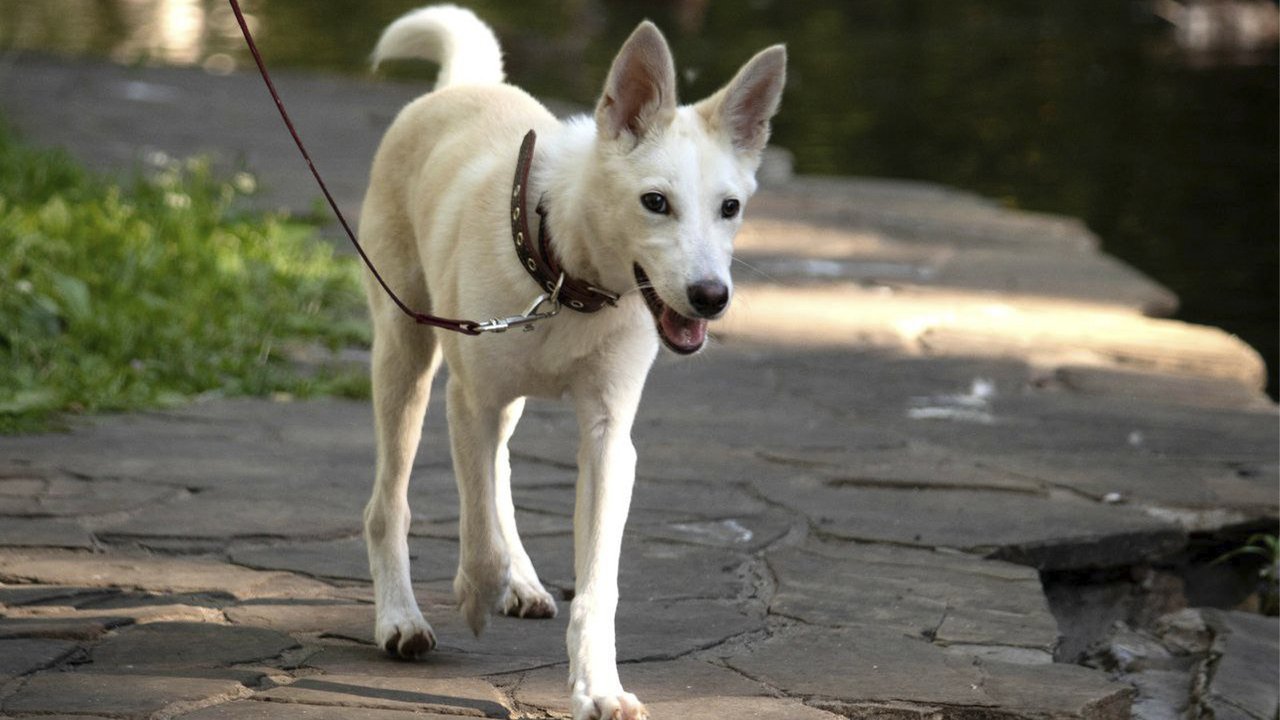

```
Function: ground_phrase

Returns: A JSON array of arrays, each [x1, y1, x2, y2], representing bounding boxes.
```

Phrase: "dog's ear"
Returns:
[[696, 45, 787, 155], [595, 21, 677, 143]]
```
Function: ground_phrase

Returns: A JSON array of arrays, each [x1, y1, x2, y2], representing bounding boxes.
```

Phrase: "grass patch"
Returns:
[[0, 123, 370, 433]]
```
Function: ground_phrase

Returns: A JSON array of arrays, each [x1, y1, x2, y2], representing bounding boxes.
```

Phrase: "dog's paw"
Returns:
[[375, 610, 436, 660], [454, 562, 508, 636], [571, 689, 647, 720], [501, 579, 558, 619]]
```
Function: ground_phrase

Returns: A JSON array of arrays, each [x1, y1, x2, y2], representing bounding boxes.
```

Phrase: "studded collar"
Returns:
[[510, 130, 620, 313]]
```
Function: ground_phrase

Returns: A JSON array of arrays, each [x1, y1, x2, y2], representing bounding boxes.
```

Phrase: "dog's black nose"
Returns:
[[687, 280, 730, 317]]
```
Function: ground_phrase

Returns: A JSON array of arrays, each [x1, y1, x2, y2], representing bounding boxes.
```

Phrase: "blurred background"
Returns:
[[2, 0, 1276, 395]]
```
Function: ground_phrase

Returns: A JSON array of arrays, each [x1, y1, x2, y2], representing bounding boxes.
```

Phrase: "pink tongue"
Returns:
[[659, 307, 708, 351]]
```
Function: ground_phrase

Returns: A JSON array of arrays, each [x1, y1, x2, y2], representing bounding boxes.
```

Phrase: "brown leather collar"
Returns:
[[511, 130, 620, 313]]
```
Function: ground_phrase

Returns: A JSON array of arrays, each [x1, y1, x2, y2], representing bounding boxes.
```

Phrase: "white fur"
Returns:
[[358, 7, 784, 719]]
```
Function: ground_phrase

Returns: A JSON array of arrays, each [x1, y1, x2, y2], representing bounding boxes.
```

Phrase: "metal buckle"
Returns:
[[587, 285, 621, 305], [472, 273, 564, 333]]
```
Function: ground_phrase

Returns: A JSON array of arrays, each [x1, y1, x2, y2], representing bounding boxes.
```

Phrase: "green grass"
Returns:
[[0, 124, 370, 433]]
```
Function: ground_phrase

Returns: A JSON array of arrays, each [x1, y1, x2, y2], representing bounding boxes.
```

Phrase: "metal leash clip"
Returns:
[[473, 273, 564, 333]]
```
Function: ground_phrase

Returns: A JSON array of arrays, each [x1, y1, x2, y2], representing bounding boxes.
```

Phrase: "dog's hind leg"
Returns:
[[447, 378, 517, 635], [364, 310, 441, 660], [491, 397, 558, 619]]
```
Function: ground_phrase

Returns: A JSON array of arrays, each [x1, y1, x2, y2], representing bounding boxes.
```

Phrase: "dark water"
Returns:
[[3, 0, 1276, 395]]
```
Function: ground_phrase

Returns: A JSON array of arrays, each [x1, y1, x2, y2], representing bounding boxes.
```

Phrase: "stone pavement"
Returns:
[[1, 54, 1278, 719]]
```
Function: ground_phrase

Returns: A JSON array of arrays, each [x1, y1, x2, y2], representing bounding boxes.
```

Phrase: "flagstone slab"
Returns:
[[1201, 610, 1279, 720], [0, 517, 95, 549], [90, 621, 299, 669], [255, 674, 508, 717], [723, 625, 1131, 718], [0, 583, 121, 607], [754, 442, 1044, 494], [0, 474, 180, 516], [2, 671, 249, 716], [0, 549, 338, 599], [725, 624, 988, 704], [766, 540, 1059, 654], [96, 490, 365, 540], [224, 601, 373, 637], [980, 453, 1279, 528], [0, 638, 79, 680], [757, 477, 1186, 571], [0, 614, 132, 641]]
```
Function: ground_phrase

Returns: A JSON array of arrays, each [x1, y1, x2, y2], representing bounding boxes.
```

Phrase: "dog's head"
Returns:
[[591, 22, 786, 355]]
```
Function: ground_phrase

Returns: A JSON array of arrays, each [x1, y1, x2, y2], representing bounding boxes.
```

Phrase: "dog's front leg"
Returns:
[[566, 381, 648, 720]]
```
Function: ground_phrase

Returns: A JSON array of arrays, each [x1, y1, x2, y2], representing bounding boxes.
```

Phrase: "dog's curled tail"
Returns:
[[371, 4, 505, 89]]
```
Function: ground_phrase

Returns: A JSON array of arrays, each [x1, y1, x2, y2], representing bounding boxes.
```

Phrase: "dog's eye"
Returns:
[[720, 198, 740, 219], [640, 192, 669, 215]]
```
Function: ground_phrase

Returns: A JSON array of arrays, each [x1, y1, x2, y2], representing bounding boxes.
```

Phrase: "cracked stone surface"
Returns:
[[759, 478, 1189, 570], [1200, 610, 1279, 720], [766, 540, 1060, 656], [724, 624, 1132, 717], [0, 55, 1276, 719]]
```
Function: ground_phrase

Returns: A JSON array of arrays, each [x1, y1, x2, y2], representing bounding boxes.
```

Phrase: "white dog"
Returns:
[[358, 6, 785, 718]]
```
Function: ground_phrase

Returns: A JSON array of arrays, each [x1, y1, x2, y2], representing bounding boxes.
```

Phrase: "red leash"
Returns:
[[228, 0, 482, 335]]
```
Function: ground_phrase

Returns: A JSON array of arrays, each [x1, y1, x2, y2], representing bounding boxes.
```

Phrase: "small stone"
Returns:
[[1129, 669, 1193, 720], [1102, 626, 1176, 673], [1155, 609, 1212, 655]]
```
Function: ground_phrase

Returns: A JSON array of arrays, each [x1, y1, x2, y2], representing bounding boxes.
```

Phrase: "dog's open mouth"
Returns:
[[634, 265, 707, 355]]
